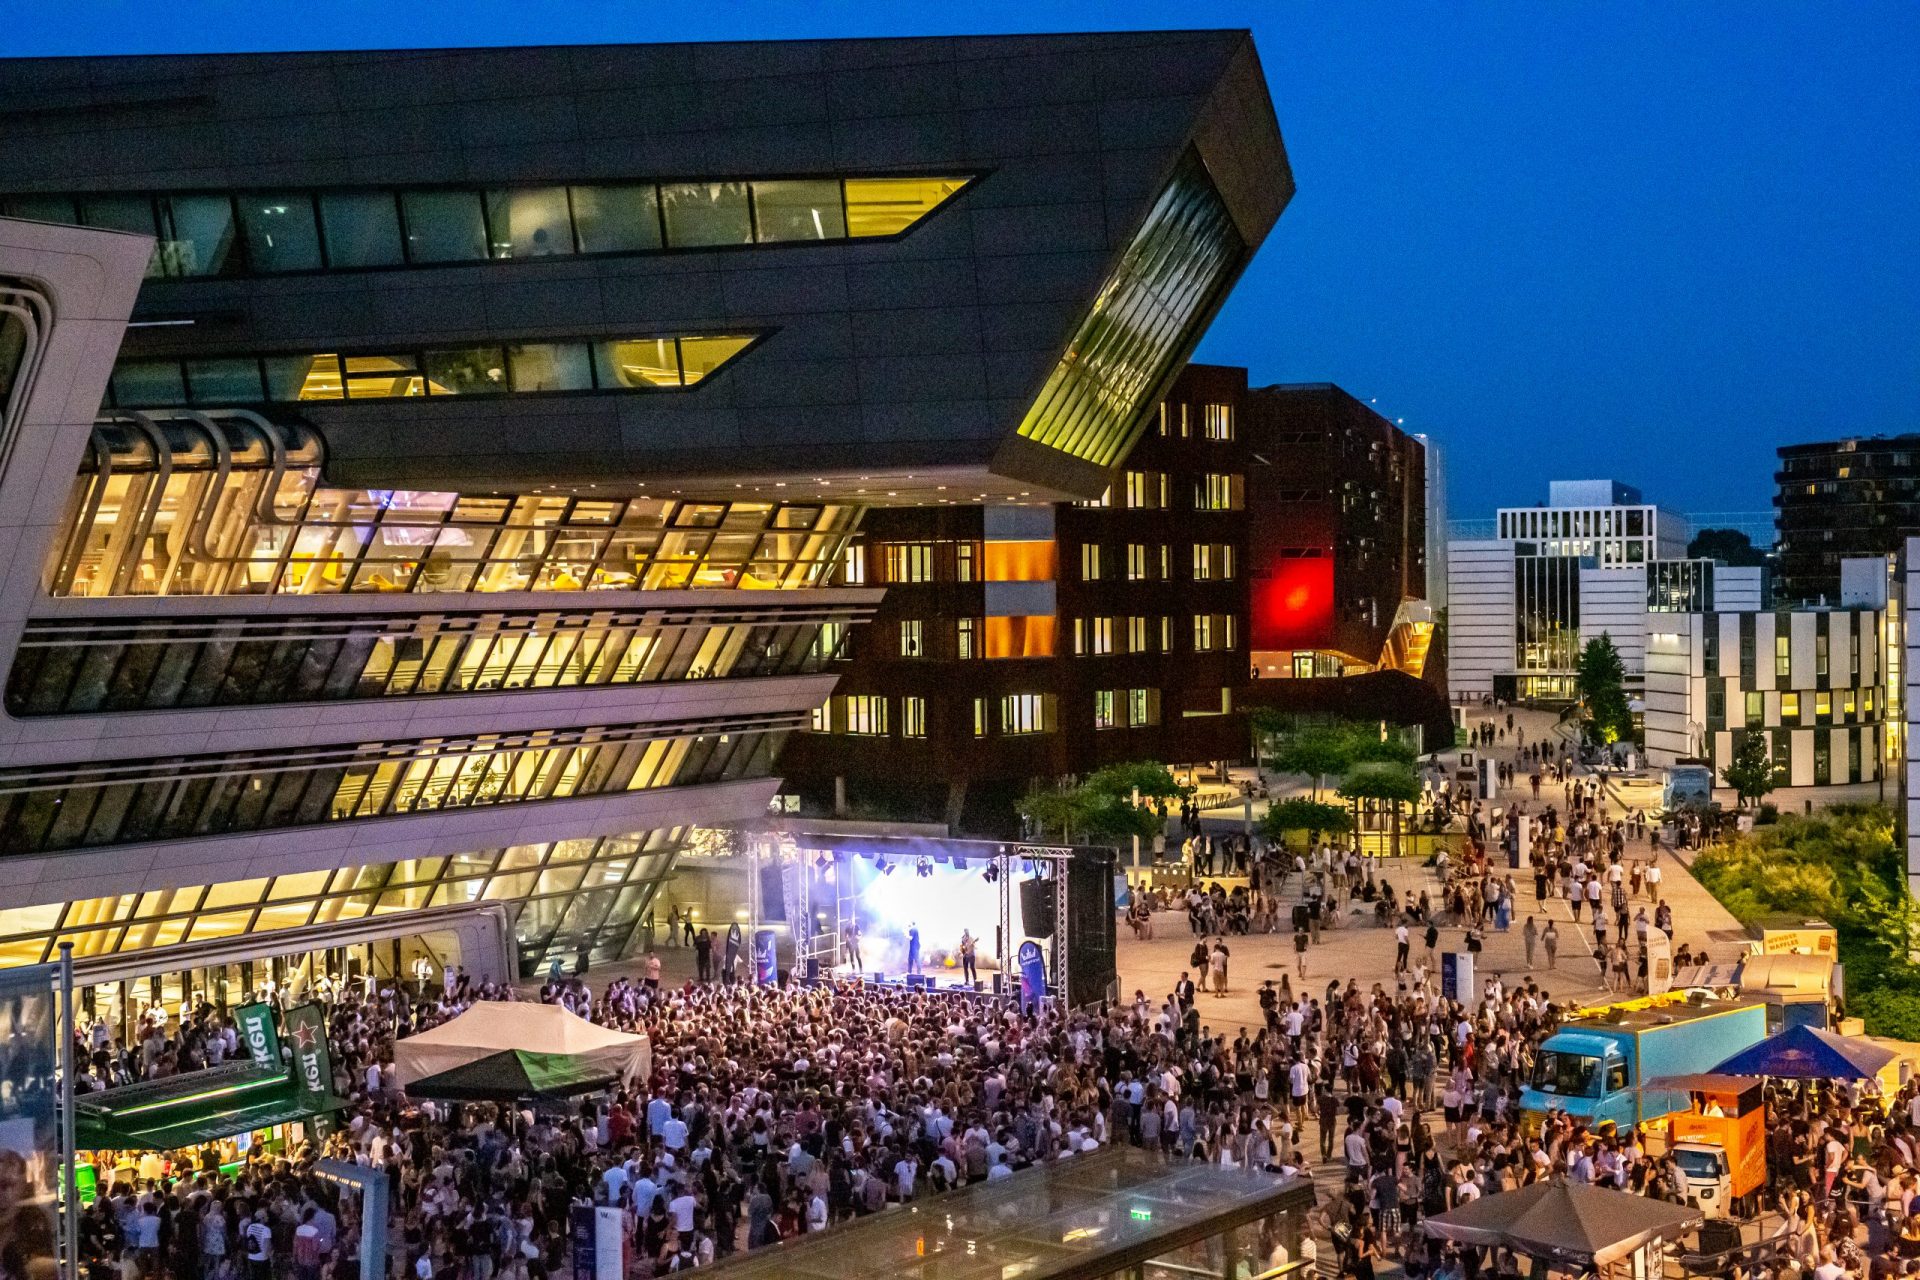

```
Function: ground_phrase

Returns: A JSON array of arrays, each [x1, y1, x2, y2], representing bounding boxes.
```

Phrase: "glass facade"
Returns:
[[51, 413, 855, 598], [1015, 152, 1243, 467], [0, 711, 794, 856], [6, 602, 851, 715], [107, 333, 757, 408], [0, 828, 685, 971], [1515, 556, 1582, 674], [1, 176, 972, 279]]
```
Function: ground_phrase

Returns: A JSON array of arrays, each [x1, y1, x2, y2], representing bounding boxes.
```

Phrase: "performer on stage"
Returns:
[[842, 919, 863, 972], [906, 922, 921, 975], [959, 929, 978, 985]]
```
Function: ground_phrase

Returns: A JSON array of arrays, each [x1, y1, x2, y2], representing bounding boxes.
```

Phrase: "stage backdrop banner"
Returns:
[[1018, 940, 1047, 1012]]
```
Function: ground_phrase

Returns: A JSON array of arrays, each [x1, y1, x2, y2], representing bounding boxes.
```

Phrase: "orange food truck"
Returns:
[[1645, 1072, 1766, 1219]]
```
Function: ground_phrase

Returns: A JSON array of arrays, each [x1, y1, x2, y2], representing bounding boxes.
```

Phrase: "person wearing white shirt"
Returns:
[[668, 1187, 697, 1234]]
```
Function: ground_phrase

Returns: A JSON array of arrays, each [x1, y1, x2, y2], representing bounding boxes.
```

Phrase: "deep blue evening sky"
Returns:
[[6, 1, 1916, 521]]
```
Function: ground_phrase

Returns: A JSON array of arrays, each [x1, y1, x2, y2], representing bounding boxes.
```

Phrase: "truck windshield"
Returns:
[[1673, 1148, 1726, 1179], [1532, 1051, 1604, 1097]]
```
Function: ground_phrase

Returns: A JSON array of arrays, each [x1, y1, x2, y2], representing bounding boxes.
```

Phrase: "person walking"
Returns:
[[1394, 922, 1410, 973], [1542, 918, 1560, 969], [1523, 915, 1539, 969]]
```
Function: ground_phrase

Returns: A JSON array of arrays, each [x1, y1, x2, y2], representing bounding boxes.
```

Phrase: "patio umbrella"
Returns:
[[1710, 1024, 1897, 1081], [405, 1048, 619, 1101]]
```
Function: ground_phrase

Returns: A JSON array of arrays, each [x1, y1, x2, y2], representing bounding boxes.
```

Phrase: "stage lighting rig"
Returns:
[[982, 863, 1000, 883], [879, 858, 894, 875], [915, 857, 933, 878]]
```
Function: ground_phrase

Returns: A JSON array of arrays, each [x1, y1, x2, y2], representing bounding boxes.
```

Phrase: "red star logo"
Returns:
[[293, 1023, 318, 1049]]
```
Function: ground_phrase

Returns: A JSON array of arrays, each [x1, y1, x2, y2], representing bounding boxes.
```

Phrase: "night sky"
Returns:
[[7, 0, 1916, 522]]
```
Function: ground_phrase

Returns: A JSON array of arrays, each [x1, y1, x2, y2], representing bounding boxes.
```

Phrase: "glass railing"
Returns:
[[50, 410, 857, 598], [1, 175, 973, 280]]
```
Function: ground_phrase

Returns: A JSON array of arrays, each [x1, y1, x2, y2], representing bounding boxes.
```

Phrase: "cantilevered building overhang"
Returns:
[[0, 31, 1292, 977], [0, 30, 1291, 506]]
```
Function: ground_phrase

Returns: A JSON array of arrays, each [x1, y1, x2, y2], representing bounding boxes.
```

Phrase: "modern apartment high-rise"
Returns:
[[1776, 434, 1920, 605], [0, 33, 1291, 1014]]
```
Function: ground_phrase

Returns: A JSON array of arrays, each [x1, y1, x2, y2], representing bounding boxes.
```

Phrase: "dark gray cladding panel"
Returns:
[[0, 31, 1291, 498]]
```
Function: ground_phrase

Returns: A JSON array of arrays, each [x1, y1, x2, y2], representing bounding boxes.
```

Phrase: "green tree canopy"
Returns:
[[1336, 762, 1424, 805], [1083, 761, 1189, 803], [1576, 633, 1634, 745], [1273, 725, 1355, 798], [1720, 730, 1777, 809], [1260, 798, 1353, 846]]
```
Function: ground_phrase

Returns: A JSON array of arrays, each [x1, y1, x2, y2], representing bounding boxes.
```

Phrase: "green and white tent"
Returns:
[[395, 1001, 648, 1102]]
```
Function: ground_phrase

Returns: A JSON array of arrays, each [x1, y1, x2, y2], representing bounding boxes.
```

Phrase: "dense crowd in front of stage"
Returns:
[[68, 918, 1920, 1280]]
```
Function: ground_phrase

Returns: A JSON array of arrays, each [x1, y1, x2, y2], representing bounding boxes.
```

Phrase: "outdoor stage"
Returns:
[[756, 833, 1119, 1007]]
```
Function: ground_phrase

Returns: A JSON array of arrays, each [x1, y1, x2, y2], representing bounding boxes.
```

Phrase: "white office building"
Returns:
[[1447, 480, 1757, 700]]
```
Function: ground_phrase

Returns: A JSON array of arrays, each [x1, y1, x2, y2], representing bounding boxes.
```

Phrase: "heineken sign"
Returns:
[[283, 1002, 331, 1099], [235, 1002, 281, 1070]]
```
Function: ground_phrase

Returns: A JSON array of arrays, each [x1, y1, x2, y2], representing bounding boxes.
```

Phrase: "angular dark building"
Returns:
[[780, 363, 1251, 830], [1776, 434, 1920, 604], [0, 33, 1290, 1011], [1244, 383, 1430, 679]]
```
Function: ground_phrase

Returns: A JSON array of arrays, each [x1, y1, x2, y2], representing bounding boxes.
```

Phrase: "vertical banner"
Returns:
[[282, 1003, 334, 1141], [723, 923, 742, 980], [234, 1001, 282, 1070], [778, 853, 810, 953], [1644, 926, 1673, 996], [0, 965, 58, 1280], [752, 930, 777, 985], [593, 1205, 625, 1280], [1017, 940, 1047, 1013], [570, 1203, 596, 1279]]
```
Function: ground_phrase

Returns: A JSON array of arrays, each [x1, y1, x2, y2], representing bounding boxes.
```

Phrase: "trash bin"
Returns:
[[1698, 1219, 1742, 1255]]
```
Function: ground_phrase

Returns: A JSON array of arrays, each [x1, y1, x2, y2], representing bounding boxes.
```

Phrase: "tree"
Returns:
[[1575, 634, 1634, 745], [1273, 725, 1357, 799], [1720, 730, 1777, 809], [1018, 762, 1178, 844], [1083, 761, 1188, 804], [1260, 798, 1352, 848], [1688, 528, 1769, 568], [1337, 763, 1424, 858]]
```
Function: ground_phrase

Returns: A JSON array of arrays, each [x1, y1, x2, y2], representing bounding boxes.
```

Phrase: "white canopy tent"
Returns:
[[395, 1002, 650, 1095]]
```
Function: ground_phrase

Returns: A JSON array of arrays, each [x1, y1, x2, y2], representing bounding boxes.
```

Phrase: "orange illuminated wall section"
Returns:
[[983, 615, 1057, 658], [982, 540, 1056, 581], [1252, 558, 1334, 651]]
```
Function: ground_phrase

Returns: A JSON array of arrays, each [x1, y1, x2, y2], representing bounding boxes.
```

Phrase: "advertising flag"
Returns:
[[235, 1001, 282, 1070]]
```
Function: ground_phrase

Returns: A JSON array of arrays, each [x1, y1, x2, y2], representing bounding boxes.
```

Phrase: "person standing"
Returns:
[[958, 929, 978, 986], [1523, 916, 1539, 969], [906, 923, 921, 976], [1394, 922, 1410, 973], [1542, 919, 1560, 969]]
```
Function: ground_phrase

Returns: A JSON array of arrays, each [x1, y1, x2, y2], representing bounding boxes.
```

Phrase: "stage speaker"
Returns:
[[906, 974, 929, 990], [805, 958, 821, 982], [992, 974, 1005, 995], [1066, 848, 1119, 1008], [1019, 876, 1057, 937]]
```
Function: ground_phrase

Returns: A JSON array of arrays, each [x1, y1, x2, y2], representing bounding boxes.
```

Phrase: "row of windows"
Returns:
[[1723, 728, 1871, 788], [0, 830, 681, 972], [1155, 401, 1237, 442], [56, 418, 853, 598], [0, 716, 789, 856], [869, 540, 1059, 586], [1, 176, 971, 279], [1093, 688, 1161, 730], [808, 688, 1218, 738], [107, 334, 757, 409], [1078, 541, 1239, 582], [1077, 471, 1245, 512], [1707, 682, 1879, 729], [5, 610, 838, 716]]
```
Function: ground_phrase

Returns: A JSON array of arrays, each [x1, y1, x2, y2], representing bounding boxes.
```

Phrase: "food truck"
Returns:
[[1644, 1073, 1767, 1219], [1520, 996, 1768, 1133]]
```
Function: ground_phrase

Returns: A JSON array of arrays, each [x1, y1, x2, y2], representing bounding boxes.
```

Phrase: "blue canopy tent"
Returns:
[[1710, 1024, 1898, 1081]]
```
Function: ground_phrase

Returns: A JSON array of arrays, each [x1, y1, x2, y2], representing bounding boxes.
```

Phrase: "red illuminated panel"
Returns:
[[1252, 558, 1334, 651]]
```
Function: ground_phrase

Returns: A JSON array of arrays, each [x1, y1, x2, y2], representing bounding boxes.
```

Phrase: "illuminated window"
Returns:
[[1844, 690, 1857, 717], [884, 543, 935, 583], [983, 541, 1056, 581], [812, 623, 847, 662], [984, 616, 1056, 659], [1746, 692, 1764, 726], [1195, 473, 1244, 511], [842, 177, 971, 237], [841, 694, 888, 736], [955, 542, 976, 582], [1081, 543, 1103, 581], [110, 334, 757, 407], [1780, 692, 1800, 721], [972, 697, 987, 737], [1815, 691, 1832, 719], [1000, 693, 1051, 735], [957, 617, 977, 660], [1127, 616, 1150, 653], [1157, 403, 1170, 437], [1088, 617, 1115, 656], [1123, 471, 1169, 510], [1192, 614, 1236, 651], [811, 701, 830, 732], [1816, 634, 1829, 677], [902, 697, 927, 739], [840, 542, 868, 585], [1127, 544, 1149, 581], [899, 620, 923, 658], [1181, 687, 1233, 718], [1077, 485, 1114, 509], [1192, 543, 1235, 581], [1128, 688, 1160, 727], [1094, 690, 1117, 730], [1775, 633, 1790, 678], [1203, 403, 1234, 441]]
